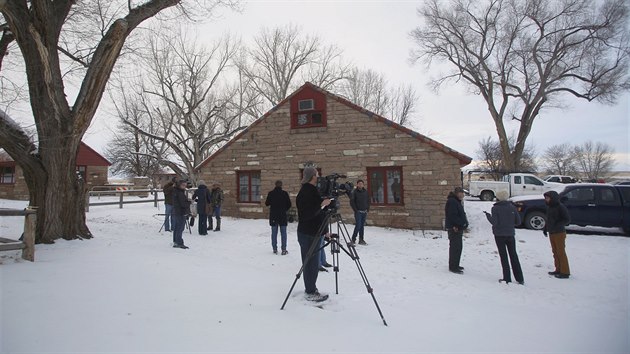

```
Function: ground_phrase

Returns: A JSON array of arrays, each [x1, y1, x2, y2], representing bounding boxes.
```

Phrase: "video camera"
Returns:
[[316, 173, 354, 199]]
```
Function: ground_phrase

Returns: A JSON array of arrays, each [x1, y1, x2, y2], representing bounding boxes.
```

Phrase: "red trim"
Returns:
[[196, 82, 472, 170], [367, 166, 404, 206], [0, 165, 15, 184], [77, 142, 112, 166], [290, 87, 327, 129], [237, 170, 261, 203]]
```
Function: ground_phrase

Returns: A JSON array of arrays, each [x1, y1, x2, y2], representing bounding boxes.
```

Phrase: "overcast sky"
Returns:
[[86, 0, 629, 171]]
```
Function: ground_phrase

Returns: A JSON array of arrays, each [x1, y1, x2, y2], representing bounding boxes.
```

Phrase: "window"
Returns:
[[565, 187, 595, 202], [298, 99, 314, 111], [368, 167, 403, 205], [76, 165, 87, 180], [513, 176, 522, 184], [600, 188, 617, 203], [524, 176, 544, 186], [238, 171, 261, 203], [0, 166, 15, 184], [295, 112, 324, 128]]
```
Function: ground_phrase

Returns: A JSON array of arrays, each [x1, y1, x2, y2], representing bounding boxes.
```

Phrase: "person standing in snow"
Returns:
[[192, 180, 212, 235], [349, 179, 370, 245], [444, 186, 468, 274], [172, 179, 191, 249], [265, 180, 292, 255], [162, 176, 177, 232], [543, 190, 571, 279], [210, 182, 223, 232], [296, 167, 331, 302], [484, 190, 524, 284]]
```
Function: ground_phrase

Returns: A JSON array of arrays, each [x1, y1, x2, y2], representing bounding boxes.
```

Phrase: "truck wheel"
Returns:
[[480, 191, 494, 201], [525, 211, 546, 230]]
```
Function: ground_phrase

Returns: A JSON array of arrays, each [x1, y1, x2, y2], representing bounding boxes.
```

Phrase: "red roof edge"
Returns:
[[196, 82, 472, 170], [78, 142, 112, 166]]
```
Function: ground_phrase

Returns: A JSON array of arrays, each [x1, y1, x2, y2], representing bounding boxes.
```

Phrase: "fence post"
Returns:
[[154, 189, 158, 208], [119, 192, 124, 209], [22, 209, 36, 262]]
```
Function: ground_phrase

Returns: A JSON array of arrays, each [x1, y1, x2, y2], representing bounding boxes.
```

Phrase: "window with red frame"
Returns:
[[367, 167, 403, 205], [292, 99, 325, 128], [76, 165, 87, 180], [0, 166, 15, 184], [238, 170, 261, 203]]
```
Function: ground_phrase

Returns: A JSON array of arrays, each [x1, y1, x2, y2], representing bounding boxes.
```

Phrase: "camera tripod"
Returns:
[[280, 207, 388, 326], [156, 213, 192, 234]]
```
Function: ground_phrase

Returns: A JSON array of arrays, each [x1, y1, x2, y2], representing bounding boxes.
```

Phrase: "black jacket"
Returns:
[[444, 192, 468, 230], [163, 182, 175, 205], [486, 200, 521, 237], [265, 187, 292, 226], [544, 191, 571, 234], [193, 184, 211, 215], [350, 187, 370, 212], [296, 182, 326, 236], [173, 187, 191, 216]]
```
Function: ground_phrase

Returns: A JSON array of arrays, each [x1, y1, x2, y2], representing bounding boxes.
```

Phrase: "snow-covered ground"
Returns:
[[1, 197, 628, 353]]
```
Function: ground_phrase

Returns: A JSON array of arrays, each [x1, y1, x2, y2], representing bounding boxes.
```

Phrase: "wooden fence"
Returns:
[[0, 208, 36, 261], [86, 188, 196, 211]]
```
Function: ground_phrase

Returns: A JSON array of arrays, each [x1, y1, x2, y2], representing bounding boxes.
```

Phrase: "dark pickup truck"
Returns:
[[512, 184, 630, 235]]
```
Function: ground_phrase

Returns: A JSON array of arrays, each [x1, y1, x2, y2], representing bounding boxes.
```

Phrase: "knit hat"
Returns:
[[495, 190, 509, 201], [454, 186, 465, 194], [301, 167, 318, 184], [198, 180, 205, 186]]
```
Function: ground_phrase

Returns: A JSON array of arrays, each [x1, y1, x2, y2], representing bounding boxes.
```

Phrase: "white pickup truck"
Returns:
[[468, 173, 557, 201]]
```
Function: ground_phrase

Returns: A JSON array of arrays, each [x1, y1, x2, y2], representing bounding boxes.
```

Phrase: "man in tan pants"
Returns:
[[543, 191, 571, 278]]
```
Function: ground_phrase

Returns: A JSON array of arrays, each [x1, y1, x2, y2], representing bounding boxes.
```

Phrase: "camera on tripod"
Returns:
[[316, 173, 354, 199]]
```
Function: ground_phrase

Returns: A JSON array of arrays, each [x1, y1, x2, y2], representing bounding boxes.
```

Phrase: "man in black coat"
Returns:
[[265, 180, 292, 255], [350, 179, 370, 245], [296, 167, 331, 302], [445, 186, 468, 274], [192, 180, 212, 235], [172, 179, 191, 249], [162, 177, 177, 232], [543, 190, 571, 279]]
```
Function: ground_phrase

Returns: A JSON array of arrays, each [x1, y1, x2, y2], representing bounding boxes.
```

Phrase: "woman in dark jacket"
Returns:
[[193, 180, 212, 235], [544, 190, 571, 279], [485, 190, 524, 284]]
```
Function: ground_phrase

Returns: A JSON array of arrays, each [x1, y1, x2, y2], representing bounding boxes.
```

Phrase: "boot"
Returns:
[[214, 219, 221, 232], [208, 216, 213, 231]]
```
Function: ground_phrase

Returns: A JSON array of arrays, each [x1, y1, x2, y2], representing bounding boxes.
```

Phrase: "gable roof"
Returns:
[[0, 142, 111, 167], [197, 82, 472, 170]]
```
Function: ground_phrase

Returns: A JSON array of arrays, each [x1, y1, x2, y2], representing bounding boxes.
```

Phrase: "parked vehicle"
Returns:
[[543, 175, 576, 184], [469, 173, 557, 201], [512, 184, 630, 235], [611, 180, 630, 186]]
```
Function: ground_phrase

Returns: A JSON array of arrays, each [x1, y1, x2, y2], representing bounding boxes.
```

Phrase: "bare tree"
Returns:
[[0, 1, 238, 243], [117, 31, 255, 184], [541, 143, 579, 175], [411, 0, 630, 172], [388, 84, 419, 126], [574, 141, 615, 180], [242, 24, 350, 107], [476, 135, 536, 180]]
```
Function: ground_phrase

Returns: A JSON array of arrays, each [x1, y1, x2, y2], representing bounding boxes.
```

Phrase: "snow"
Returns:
[[1, 197, 628, 353]]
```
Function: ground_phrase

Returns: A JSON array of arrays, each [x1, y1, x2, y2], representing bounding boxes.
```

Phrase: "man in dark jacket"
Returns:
[[162, 177, 177, 232], [350, 180, 370, 245], [172, 179, 191, 249], [296, 167, 331, 302], [192, 180, 212, 235], [265, 180, 292, 255], [445, 186, 468, 274], [543, 190, 571, 279], [485, 190, 524, 284]]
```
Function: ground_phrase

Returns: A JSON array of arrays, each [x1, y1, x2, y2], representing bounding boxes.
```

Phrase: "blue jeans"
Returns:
[[297, 231, 320, 294], [319, 235, 327, 266], [212, 205, 221, 219], [172, 214, 186, 246], [164, 204, 173, 231], [352, 211, 367, 241], [271, 225, 287, 251]]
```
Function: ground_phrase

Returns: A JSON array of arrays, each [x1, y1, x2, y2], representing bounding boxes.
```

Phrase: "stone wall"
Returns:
[[198, 98, 466, 230]]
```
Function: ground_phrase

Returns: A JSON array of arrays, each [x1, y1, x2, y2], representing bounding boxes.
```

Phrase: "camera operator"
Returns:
[[296, 167, 331, 302], [172, 179, 191, 249]]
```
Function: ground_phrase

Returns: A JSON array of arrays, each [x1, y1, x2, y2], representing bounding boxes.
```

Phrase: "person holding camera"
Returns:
[[484, 190, 524, 284], [445, 186, 468, 274], [265, 180, 292, 255], [172, 179, 191, 249], [296, 167, 331, 302], [350, 179, 370, 245]]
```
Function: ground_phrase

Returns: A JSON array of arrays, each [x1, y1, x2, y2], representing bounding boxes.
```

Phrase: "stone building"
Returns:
[[196, 83, 471, 230], [0, 142, 111, 200]]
